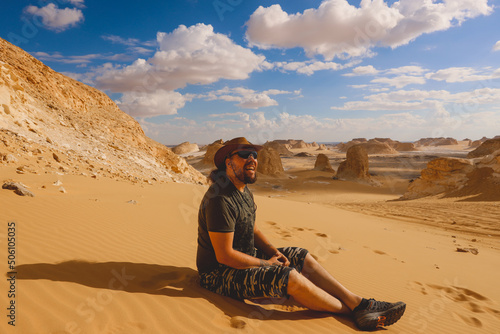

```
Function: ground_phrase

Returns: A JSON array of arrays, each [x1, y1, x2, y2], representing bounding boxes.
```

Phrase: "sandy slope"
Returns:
[[1, 165, 500, 334]]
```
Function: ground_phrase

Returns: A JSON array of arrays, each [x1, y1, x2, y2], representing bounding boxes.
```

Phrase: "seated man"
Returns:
[[196, 137, 406, 331]]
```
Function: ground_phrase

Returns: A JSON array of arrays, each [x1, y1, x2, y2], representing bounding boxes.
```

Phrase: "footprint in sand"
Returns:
[[453, 312, 483, 328], [230, 316, 247, 329], [408, 281, 428, 295]]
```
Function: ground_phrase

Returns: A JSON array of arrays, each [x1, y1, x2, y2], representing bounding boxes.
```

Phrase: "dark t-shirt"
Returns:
[[196, 175, 257, 273]]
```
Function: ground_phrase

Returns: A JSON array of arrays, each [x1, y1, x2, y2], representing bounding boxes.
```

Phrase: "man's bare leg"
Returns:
[[287, 270, 351, 314], [300, 253, 362, 311]]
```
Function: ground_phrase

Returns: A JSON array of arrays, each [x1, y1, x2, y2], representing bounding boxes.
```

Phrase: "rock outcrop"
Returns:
[[402, 150, 500, 200], [256, 147, 285, 176], [0, 38, 205, 184], [263, 141, 293, 155], [414, 137, 458, 147], [200, 141, 224, 167], [467, 139, 500, 158], [336, 145, 370, 181], [317, 144, 328, 151], [172, 142, 199, 155], [337, 138, 407, 154], [314, 154, 335, 173]]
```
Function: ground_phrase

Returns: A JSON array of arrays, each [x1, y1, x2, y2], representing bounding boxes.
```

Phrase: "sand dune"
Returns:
[[2, 162, 500, 334]]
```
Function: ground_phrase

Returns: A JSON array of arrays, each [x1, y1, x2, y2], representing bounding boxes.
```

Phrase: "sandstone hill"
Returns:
[[467, 139, 500, 158], [172, 142, 199, 155], [0, 38, 205, 184]]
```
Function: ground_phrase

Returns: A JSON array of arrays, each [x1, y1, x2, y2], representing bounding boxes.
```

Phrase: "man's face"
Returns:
[[227, 149, 258, 184]]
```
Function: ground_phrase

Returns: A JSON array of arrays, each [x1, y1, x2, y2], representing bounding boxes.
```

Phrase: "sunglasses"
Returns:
[[229, 150, 258, 160]]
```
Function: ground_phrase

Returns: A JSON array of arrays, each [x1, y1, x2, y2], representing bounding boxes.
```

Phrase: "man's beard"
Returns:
[[230, 161, 257, 184]]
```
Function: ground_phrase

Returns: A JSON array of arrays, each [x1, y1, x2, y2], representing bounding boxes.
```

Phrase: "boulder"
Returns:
[[336, 145, 370, 180], [467, 139, 500, 158], [2, 182, 35, 197], [172, 142, 199, 155], [314, 154, 335, 173], [316, 144, 328, 151], [256, 147, 285, 176]]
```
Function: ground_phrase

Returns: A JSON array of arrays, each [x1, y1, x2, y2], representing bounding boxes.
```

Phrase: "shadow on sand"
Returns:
[[14, 261, 357, 330]]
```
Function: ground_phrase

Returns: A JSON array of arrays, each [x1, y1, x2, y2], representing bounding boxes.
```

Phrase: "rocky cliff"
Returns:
[[0, 38, 205, 184]]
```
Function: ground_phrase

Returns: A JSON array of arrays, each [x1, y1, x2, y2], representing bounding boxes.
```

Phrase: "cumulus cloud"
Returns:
[[116, 90, 188, 117], [24, 3, 84, 32], [344, 65, 379, 76], [371, 75, 426, 88], [199, 86, 297, 109], [333, 87, 500, 113], [426, 67, 500, 83], [95, 24, 266, 93], [246, 0, 492, 60]]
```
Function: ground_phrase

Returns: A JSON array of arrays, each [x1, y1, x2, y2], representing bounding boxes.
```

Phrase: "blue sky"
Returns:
[[2, 0, 500, 145]]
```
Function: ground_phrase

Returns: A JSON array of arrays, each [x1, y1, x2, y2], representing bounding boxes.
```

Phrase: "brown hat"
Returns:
[[214, 137, 263, 169]]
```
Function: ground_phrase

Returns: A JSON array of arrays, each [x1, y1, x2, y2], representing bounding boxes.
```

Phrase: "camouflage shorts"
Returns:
[[199, 247, 309, 300]]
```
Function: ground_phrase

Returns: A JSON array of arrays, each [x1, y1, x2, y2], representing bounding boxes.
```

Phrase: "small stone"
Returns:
[[53, 180, 63, 186], [58, 186, 66, 193], [2, 182, 35, 197], [127, 200, 137, 205]]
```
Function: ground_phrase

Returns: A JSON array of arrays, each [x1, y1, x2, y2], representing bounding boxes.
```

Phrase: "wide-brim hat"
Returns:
[[214, 137, 263, 169]]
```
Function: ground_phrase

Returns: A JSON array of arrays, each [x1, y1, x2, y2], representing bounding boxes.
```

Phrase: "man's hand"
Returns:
[[268, 251, 289, 267]]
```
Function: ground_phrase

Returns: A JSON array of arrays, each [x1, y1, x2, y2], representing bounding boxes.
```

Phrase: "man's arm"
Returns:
[[254, 224, 290, 266], [209, 231, 283, 269]]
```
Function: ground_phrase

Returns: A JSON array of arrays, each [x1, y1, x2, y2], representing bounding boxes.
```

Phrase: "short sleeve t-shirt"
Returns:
[[197, 176, 257, 273]]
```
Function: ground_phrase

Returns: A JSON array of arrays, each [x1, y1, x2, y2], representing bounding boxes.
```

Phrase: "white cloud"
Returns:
[[371, 75, 426, 88], [344, 65, 379, 77], [96, 24, 266, 94], [386, 66, 427, 75], [246, 0, 492, 60], [116, 90, 188, 117], [273, 59, 359, 75], [426, 67, 500, 83], [333, 87, 500, 114], [24, 3, 84, 32], [493, 41, 500, 52], [198, 86, 296, 109]]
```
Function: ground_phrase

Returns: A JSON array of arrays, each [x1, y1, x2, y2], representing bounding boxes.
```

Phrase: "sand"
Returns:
[[2, 145, 500, 334]]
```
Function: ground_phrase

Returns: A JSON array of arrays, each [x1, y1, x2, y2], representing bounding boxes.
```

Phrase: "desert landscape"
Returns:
[[2, 36, 500, 334]]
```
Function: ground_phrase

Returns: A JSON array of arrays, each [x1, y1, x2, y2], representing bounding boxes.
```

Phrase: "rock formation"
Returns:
[[402, 150, 500, 200], [336, 145, 370, 181], [200, 141, 224, 167], [316, 144, 328, 151], [172, 142, 199, 155], [263, 141, 293, 155], [467, 139, 500, 158], [314, 154, 335, 173], [414, 137, 458, 146], [256, 147, 285, 176], [0, 38, 205, 184]]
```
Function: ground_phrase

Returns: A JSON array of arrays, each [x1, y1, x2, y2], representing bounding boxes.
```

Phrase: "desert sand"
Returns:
[[2, 144, 500, 334]]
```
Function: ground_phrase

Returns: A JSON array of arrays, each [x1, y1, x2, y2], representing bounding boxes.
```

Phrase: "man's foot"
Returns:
[[353, 298, 406, 331]]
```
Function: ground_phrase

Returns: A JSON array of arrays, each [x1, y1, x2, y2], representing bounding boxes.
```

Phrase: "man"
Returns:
[[196, 137, 406, 331]]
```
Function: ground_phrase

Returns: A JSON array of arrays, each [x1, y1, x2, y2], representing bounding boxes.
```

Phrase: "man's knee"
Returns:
[[287, 269, 309, 295]]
